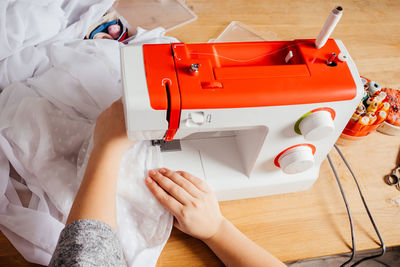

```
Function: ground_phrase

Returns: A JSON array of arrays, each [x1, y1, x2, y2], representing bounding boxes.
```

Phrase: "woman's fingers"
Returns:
[[146, 169, 224, 240], [176, 171, 211, 193], [148, 170, 193, 205], [159, 168, 203, 198], [145, 176, 182, 216]]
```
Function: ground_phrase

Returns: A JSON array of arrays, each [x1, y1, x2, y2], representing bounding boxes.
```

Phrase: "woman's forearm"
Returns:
[[203, 219, 286, 267], [66, 99, 134, 231], [66, 146, 124, 230]]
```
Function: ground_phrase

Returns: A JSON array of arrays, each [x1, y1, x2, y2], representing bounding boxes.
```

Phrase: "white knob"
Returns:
[[190, 112, 205, 124], [186, 112, 205, 127], [338, 52, 348, 62], [278, 146, 315, 174], [299, 110, 335, 140]]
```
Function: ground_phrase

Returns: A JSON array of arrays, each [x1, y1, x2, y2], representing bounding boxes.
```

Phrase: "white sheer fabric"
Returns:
[[0, 0, 176, 265]]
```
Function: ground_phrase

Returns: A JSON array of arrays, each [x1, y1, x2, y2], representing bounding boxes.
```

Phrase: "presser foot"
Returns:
[[151, 139, 182, 152]]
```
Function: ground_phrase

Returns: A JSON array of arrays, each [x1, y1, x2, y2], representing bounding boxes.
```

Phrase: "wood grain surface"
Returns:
[[1, 0, 400, 266]]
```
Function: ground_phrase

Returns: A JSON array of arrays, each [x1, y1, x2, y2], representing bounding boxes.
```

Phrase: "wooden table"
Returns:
[[1, 0, 400, 266]]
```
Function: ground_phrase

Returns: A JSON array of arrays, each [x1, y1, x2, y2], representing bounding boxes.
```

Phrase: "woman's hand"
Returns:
[[145, 170, 286, 267], [93, 99, 134, 158], [145, 168, 225, 240]]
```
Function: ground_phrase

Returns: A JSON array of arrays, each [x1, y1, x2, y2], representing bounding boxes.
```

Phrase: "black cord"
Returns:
[[327, 154, 356, 267], [333, 144, 386, 266]]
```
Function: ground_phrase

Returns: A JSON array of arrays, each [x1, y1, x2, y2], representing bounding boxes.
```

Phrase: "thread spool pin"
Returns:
[[189, 63, 201, 74], [326, 52, 337, 66]]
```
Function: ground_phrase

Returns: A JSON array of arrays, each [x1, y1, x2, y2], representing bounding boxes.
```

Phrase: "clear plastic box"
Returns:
[[209, 21, 279, 43], [113, 0, 197, 32]]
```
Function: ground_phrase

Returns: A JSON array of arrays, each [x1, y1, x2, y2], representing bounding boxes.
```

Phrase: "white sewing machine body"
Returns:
[[120, 39, 363, 201]]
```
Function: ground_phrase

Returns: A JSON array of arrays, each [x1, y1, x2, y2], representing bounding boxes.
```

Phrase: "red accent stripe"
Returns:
[[274, 144, 316, 168], [311, 107, 336, 119]]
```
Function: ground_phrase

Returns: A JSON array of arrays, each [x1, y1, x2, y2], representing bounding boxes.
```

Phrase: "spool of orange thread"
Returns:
[[367, 101, 379, 113], [375, 111, 388, 124], [357, 103, 366, 113], [379, 102, 390, 113], [351, 112, 361, 122], [351, 116, 370, 134], [374, 96, 385, 105], [366, 97, 374, 106], [366, 112, 377, 125], [351, 103, 366, 121]]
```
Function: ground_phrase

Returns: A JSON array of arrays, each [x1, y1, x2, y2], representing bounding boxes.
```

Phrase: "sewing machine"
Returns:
[[120, 39, 363, 200]]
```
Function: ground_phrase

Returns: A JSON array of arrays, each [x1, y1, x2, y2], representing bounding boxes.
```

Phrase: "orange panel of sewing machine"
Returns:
[[142, 39, 357, 111]]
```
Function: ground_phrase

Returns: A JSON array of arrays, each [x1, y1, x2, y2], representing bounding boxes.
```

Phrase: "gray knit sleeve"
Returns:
[[49, 219, 126, 267]]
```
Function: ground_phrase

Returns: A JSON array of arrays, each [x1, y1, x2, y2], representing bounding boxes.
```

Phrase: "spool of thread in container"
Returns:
[[374, 95, 385, 106], [108, 24, 121, 39], [357, 103, 366, 112], [365, 97, 374, 106], [376, 111, 388, 124], [351, 116, 369, 133], [351, 103, 366, 121], [377, 91, 387, 99], [366, 112, 377, 125], [368, 81, 381, 96], [379, 102, 390, 113], [367, 101, 379, 113], [373, 97, 383, 107], [351, 112, 362, 121]]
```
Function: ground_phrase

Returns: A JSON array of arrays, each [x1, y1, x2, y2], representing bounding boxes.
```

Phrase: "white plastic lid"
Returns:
[[278, 146, 315, 174], [299, 110, 335, 141]]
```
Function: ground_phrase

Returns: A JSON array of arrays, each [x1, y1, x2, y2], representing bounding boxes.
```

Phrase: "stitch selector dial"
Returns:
[[295, 108, 336, 141], [275, 144, 316, 174]]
